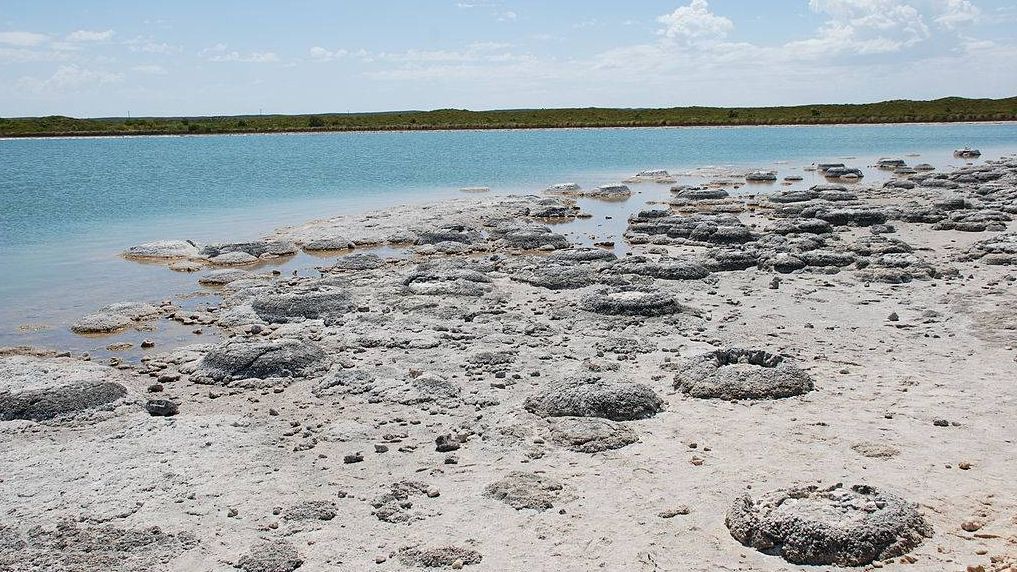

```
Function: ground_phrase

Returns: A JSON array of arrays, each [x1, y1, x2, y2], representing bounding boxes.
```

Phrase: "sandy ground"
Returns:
[[2, 159, 1016, 572]]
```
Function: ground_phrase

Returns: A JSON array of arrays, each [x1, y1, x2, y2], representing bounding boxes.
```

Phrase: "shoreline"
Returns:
[[2, 153, 1017, 569], [3, 117, 1017, 141]]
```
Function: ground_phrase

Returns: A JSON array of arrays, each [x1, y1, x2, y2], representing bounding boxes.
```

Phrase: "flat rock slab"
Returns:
[[550, 416, 639, 452], [726, 483, 932, 566], [0, 520, 198, 571], [398, 546, 483, 568]]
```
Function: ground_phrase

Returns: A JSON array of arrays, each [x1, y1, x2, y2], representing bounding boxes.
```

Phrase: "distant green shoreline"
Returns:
[[2, 96, 1014, 138]]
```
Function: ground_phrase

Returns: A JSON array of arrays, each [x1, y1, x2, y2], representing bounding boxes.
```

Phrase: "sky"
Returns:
[[0, 0, 1015, 117]]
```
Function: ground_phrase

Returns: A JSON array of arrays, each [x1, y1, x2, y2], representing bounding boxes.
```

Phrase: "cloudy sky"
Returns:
[[1, 0, 1014, 117]]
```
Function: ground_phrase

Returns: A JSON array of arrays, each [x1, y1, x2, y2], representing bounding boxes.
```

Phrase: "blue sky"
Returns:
[[0, 0, 1014, 117]]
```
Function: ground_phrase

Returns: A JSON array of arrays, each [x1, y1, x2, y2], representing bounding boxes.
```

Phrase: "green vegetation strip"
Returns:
[[2, 97, 1015, 137]]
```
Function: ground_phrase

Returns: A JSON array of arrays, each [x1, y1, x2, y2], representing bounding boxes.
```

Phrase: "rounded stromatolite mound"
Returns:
[[237, 540, 303, 572], [674, 349, 814, 400], [511, 264, 599, 290], [581, 287, 683, 317], [251, 288, 354, 325], [483, 472, 565, 511], [192, 338, 328, 384], [550, 416, 638, 452], [524, 375, 663, 421], [726, 483, 932, 566], [0, 356, 128, 421]]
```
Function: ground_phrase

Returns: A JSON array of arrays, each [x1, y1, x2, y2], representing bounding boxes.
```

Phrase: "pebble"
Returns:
[[658, 505, 691, 518], [961, 520, 983, 532], [344, 452, 364, 464]]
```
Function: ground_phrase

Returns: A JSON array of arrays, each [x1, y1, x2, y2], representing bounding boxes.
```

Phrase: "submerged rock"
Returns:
[[71, 302, 163, 335], [123, 240, 200, 260], [726, 483, 932, 566]]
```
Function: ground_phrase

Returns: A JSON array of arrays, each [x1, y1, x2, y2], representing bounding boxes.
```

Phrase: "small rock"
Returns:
[[435, 434, 461, 452], [961, 520, 983, 532], [344, 452, 364, 464], [933, 419, 950, 427], [888, 312, 899, 322], [144, 399, 178, 417], [140, 339, 155, 348], [658, 505, 691, 518]]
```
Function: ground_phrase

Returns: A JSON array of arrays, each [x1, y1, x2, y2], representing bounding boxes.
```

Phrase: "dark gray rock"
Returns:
[[193, 338, 328, 384], [144, 399, 178, 417], [252, 288, 354, 325], [581, 287, 683, 317], [331, 253, 385, 271]]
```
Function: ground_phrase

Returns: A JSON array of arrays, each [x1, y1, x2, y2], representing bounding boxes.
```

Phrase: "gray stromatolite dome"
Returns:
[[0, 356, 128, 421], [524, 375, 664, 421], [726, 483, 932, 566], [549, 416, 639, 452], [511, 264, 599, 290], [674, 348, 814, 400], [192, 338, 328, 384], [251, 288, 354, 325], [581, 287, 683, 317]]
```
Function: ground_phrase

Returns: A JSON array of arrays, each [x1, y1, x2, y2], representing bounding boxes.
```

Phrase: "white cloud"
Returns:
[[309, 46, 348, 62], [132, 64, 168, 75], [935, 0, 980, 28], [16, 64, 123, 94], [66, 29, 115, 42], [796, 0, 930, 55], [656, 0, 733, 45], [0, 31, 49, 47], [202, 43, 279, 63], [498, 11, 517, 21], [125, 37, 181, 54]]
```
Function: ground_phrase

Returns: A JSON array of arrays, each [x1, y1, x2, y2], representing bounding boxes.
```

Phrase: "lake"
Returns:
[[2, 122, 1015, 355]]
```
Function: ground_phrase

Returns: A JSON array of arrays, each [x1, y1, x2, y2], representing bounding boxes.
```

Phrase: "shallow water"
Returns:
[[1, 123, 1015, 358]]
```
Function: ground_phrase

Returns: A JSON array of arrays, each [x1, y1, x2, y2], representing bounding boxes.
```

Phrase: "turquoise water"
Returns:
[[1, 123, 1016, 354]]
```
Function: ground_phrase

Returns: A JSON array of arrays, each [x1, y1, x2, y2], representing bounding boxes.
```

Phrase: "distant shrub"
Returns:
[[308, 116, 325, 128]]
